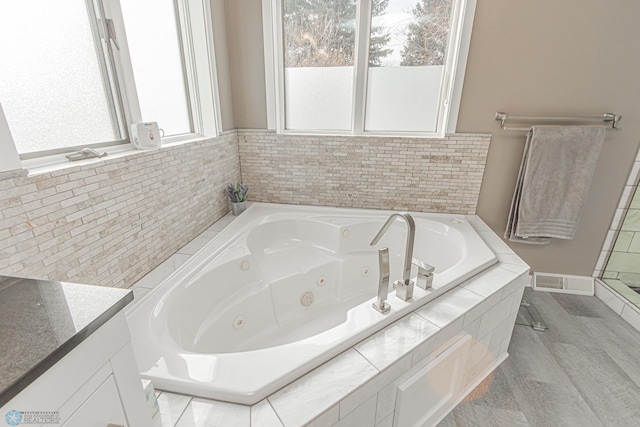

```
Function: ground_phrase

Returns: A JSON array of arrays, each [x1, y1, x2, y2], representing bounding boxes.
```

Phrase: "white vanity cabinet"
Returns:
[[1, 312, 151, 427], [63, 376, 127, 427]]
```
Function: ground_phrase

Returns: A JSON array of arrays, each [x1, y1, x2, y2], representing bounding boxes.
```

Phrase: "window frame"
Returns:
[[102, 0, 222, 143], [262, 0, 477, 138], [0, 0, 222, 165]]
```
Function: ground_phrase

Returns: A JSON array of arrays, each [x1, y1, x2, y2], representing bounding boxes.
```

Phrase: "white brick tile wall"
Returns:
[[1, 130, 491, 288], [237, 131, 491, 215], [0, 133, 240, 288]]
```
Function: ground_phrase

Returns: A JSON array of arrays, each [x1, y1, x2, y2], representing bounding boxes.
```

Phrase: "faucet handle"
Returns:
[[412, 258, 435, 273], [379, 248, 390, 282], [372, 248, 391, 314], [412, 258, 435, 290]]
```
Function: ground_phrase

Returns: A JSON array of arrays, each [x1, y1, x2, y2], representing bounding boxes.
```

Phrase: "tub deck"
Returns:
[[126, 203, 529, 425]]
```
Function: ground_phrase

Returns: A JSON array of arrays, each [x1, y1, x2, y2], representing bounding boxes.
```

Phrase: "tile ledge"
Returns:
[[0, 168, 28, 181], [22, 133, 234, 177], [594, 279, 640, 332]]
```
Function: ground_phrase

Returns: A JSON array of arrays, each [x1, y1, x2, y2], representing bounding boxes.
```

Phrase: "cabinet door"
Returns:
[[394, 335, 471, 427], [63, 376, 127, 427]]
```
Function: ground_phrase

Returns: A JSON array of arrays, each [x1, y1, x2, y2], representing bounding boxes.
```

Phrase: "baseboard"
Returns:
[[525, 273, 533, 287]]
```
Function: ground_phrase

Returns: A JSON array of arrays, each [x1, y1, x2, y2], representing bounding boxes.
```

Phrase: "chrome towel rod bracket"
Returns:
[[495, 112, 622, 131]]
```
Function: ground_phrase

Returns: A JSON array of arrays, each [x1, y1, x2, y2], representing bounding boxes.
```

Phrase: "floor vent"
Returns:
[[532, 272, 594, 296]]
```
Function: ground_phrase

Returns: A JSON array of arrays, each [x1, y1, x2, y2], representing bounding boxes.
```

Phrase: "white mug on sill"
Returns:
[[131, 122, 164, 150]]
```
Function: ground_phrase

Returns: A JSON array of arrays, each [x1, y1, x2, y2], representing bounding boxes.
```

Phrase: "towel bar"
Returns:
[[495, 112, 622, 131]]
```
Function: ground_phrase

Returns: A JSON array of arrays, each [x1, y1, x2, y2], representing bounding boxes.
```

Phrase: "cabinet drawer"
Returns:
[[63, 376, 127, 427]]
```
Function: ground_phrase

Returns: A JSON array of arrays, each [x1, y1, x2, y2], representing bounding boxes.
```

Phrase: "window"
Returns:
[[119, 0, 193, 136], [0, 1, 125, 155], [0, 0, 220, 160], [282, 0, 357, 131], [265, 0, 475, 136]]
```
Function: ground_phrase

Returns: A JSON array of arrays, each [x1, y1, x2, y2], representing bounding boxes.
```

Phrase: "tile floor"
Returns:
[[441, 288, 640, 427]]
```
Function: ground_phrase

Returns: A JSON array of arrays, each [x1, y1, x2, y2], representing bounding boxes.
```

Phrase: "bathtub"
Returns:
[[127, 203, 497, 405]]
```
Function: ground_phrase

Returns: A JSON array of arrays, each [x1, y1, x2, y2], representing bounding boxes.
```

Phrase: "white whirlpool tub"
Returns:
[[127, 203, 497, 405]]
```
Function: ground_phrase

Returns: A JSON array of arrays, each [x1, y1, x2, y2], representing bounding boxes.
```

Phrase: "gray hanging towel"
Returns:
[[505, 125, 606, 244]]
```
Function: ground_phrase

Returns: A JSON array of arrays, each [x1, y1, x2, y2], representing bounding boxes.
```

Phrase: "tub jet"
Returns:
[[300, 291, 314, 306], [233, 316, 246, 330]]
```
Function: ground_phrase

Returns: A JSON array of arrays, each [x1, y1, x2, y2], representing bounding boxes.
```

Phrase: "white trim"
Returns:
[[21, 133, 222, 176], [262, 0, 276, 130], [352, 0, 372, 135], [595, 279, 640, 333], [0, 103, 22, 172], [264, 0, 476, 138], [102, 0, 143, 127], [275, 128, 449, 140], [446, 0, 476, 134], [184, 0, 222, 137], [85, 0, 128, 140], [594, 279, 626, 315], [434, 0, 460, 135], [7, 0, 221, 163], [273, 0, 286, 133], [176, 0, 200, 134]]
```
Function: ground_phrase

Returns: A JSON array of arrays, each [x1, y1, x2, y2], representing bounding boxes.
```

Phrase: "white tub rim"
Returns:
[[126, 202, 498, 404]]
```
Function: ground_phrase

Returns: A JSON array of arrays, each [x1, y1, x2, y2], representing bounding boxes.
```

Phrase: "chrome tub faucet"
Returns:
[[370, 212, 416, 301]]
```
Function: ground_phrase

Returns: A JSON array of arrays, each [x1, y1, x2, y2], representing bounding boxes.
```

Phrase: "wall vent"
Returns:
[[532, 272, 594, 296]]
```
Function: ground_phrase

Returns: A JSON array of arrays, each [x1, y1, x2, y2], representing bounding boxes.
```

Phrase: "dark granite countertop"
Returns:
[[0, 275, 133, 407]]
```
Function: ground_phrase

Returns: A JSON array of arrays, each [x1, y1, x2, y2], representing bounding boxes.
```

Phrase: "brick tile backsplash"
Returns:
[[0, 130, 491, 288], [238, 130, 491, 214], [0, 133, 240, 288]]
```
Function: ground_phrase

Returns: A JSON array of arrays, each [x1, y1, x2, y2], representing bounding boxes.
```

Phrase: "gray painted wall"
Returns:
[[456, 1, 640, 276], [223, 0, 640, 276]]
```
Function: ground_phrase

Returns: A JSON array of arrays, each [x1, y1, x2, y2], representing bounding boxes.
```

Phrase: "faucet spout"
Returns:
[[370, 212, 416, 285]]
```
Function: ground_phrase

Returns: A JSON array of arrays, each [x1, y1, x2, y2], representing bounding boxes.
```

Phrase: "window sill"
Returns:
[[265, 128, 450, 140], [23, 135, 214, 176], [242, 128, 486, 141]]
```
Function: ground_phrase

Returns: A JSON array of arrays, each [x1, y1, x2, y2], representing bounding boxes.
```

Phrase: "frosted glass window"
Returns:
[[0, 1, 119, 154], [282, 0, 356, 131], [365, 0, 453, 133], [120, 0, 192, 136]]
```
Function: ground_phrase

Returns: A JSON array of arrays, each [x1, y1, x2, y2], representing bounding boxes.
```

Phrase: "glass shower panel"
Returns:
[[602, 185, 640, 306]]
